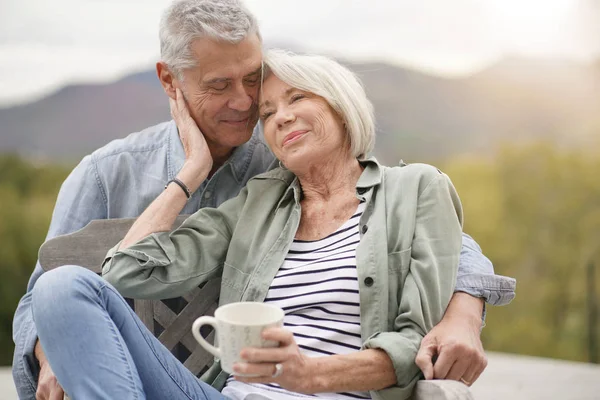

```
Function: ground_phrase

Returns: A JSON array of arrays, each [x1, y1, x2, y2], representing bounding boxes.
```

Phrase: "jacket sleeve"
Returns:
[[364, 170, 463, 400], [12, 155, 107, 399], [102, 187, 249, 300]]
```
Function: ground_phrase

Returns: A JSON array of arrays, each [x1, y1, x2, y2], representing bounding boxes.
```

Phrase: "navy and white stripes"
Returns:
[[223, 202, 370, 400]]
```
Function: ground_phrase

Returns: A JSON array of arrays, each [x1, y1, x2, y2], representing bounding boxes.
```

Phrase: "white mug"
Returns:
[[191, 302, 284, 375]]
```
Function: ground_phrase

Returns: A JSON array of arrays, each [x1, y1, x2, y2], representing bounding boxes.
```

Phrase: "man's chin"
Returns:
[[218, 128, 254, 148]]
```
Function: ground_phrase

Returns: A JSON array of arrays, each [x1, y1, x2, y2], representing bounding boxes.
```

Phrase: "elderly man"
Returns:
[[12, 0, 515, 399]]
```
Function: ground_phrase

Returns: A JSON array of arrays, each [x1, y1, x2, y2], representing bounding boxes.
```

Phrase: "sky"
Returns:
[[0, 0, 599, 107]]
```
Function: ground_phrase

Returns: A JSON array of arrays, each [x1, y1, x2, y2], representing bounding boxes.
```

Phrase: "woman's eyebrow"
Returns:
[[259, 88, 296, 109], [258, 99, 271, 110]]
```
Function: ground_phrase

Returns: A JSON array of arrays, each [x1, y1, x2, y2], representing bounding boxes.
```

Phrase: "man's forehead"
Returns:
[[201, 63, 262, 82], [190, 35, 263, 81]]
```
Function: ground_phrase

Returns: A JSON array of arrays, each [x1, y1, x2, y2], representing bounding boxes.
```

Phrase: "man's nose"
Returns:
[[228, 82, 254, 112]]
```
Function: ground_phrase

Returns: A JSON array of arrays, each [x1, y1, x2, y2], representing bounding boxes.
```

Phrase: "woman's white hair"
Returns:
[[159, 0, 261, 77], [263, 49, 375, 159]]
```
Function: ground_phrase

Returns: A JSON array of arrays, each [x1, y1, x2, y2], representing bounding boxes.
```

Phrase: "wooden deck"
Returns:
[[2, 352, 599, 399]]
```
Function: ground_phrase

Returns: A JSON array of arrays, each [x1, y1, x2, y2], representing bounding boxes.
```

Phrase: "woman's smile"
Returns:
[[282, 130, 309, 147]]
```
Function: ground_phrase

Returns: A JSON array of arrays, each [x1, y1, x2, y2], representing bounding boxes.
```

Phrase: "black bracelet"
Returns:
[[165, 178, 191, 199]]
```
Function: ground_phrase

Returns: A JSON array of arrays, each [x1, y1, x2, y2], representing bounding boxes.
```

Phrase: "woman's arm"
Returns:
[[120, 89, 213, 250], [102, 89, 232, 299], [235, 328, 396, 393]]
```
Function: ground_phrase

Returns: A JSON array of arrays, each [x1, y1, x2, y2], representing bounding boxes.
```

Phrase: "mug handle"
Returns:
[[192, 316, 221, 359]]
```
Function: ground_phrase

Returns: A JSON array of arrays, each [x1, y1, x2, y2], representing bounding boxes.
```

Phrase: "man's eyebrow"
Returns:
[[203, 77, 230, 85], [244, 67, 262, 78]]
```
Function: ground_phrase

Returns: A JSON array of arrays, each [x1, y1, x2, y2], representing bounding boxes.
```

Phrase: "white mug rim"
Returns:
[[214, 302, 284, 326]]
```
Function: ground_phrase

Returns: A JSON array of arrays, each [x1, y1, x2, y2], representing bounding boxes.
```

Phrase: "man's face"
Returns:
[[179, 34, 262, 151]]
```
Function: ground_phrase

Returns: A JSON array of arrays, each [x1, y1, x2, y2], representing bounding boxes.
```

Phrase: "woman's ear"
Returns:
[[156, 62, 178, 100]]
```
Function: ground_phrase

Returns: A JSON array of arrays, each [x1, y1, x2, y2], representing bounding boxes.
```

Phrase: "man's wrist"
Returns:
[[34, 339, 46, 365], [447, 292, 484, 328]]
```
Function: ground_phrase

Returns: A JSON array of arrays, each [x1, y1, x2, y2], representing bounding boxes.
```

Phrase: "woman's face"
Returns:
[[259, 74, 348, 171]]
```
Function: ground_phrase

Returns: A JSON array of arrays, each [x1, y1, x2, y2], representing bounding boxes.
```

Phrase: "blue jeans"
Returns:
[[31, 265, 227, 400]]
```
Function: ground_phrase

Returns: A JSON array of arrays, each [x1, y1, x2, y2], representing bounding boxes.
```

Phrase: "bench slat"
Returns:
[[157, 278, 221, 350]]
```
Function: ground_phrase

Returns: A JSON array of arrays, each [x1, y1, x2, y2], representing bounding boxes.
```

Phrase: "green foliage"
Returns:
[[0, 155, 69, 365], [0, 144, 599, 366], [443, 142, 600, 362]]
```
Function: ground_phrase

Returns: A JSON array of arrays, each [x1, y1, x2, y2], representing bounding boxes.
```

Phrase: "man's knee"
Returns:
[[32, 265, 101, 317]]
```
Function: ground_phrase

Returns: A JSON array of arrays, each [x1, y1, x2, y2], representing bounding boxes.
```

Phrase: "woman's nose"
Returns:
[[274, 108, 295, 127]]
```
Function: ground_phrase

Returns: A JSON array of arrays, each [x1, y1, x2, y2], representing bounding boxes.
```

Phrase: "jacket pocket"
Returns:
[[220, 262, 250, 303], [387, 247, 412, 276], [386, 247, 412, 320]]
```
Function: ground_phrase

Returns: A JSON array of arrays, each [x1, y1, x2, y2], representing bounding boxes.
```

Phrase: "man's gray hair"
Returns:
[[264, 50, 375, 159], [160, 0, 261, 76]]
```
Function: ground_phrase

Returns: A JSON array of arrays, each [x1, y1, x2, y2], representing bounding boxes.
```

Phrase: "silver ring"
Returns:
[[271, 363, 283, 378]]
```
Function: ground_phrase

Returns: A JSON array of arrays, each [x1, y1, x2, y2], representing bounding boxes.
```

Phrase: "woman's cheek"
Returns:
[[263, 124, 282, 158]]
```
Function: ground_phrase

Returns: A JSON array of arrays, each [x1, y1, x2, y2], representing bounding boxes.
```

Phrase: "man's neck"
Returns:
[[207, 142, 235, 178]]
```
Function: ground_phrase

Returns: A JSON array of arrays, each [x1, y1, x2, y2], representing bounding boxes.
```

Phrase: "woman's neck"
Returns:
[[296, 155, 363, 203]]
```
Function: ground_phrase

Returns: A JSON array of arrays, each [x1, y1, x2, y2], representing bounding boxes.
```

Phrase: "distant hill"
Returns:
[[1, 56, 599, 165]]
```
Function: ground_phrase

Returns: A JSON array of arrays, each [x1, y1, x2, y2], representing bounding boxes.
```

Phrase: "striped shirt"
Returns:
[[223, 201, 370, 400]]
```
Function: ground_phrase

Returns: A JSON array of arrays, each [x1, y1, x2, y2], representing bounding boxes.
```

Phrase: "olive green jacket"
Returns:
[[102, 158, 463, 400]]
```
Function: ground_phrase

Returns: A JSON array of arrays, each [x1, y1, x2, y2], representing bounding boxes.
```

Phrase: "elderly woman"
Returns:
[[33, 51, 463, 400]]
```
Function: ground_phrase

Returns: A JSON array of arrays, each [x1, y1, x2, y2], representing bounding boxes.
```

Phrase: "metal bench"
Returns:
[[38, 216, 474, 400]]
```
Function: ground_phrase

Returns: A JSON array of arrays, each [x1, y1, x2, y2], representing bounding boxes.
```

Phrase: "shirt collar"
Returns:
[[167, 120, 259, 183], [274, 156, 383, 207], [356, 156, 383, 190]]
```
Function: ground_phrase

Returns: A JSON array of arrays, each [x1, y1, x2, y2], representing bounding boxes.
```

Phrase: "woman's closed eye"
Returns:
[[290, 93, 305, 103], [261, 109, 275, 120]]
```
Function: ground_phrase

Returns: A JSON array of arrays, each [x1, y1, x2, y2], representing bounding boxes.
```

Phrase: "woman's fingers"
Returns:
[[175, 88, 191, 120], [233, 362, 280, 378], [261, 327, 294, 345], [240, 346, 288, 363]]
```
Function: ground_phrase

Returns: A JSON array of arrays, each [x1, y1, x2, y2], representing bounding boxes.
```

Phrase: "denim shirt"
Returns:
[[12, 120, 516, 399]]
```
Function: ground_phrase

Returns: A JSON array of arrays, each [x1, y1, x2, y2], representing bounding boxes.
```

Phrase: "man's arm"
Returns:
[[415, 233, 517, 385], [12, 155, 107, 399]]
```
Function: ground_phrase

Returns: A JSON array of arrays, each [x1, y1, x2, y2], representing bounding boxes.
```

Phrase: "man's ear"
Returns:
[[156, 62, 178, 100]]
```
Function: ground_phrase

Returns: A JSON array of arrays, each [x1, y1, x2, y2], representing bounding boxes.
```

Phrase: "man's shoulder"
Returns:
[[90, 120, 174, 163], [383, 162, 448, 196]]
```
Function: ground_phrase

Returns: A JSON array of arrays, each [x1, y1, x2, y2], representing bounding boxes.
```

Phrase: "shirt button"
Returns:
[[204, 191, 212, 199], [364, 277, 374, 287], [361, 225, 368, 234]]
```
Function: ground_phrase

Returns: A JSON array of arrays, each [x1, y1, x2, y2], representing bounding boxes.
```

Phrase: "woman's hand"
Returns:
[[233, 328, 317, 394], [170, 88, 213, 191]]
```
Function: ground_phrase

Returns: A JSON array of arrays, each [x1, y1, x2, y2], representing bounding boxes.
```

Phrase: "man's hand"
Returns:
[[415, 293, 487, 386], [35, 340, 65, 400]]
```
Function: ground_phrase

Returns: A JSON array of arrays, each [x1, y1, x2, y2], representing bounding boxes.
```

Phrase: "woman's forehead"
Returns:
[[260, 76, 293, 105]]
